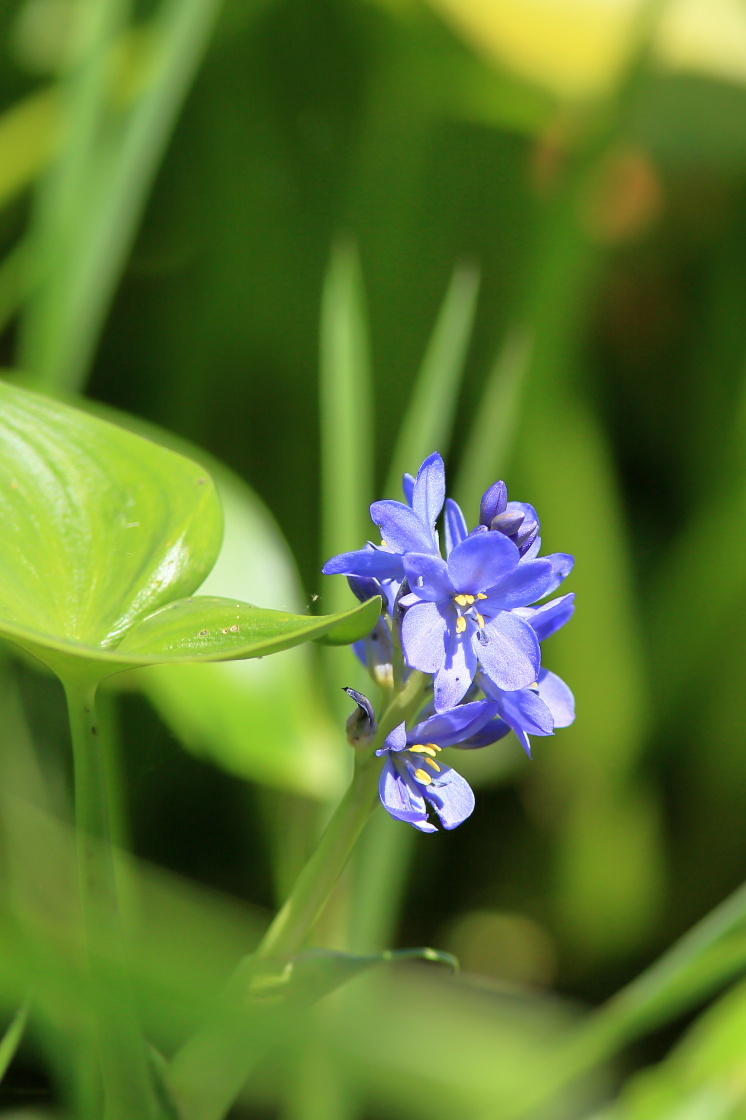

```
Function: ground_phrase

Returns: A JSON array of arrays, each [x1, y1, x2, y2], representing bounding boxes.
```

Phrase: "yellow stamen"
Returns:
[[425, 743, 442, 752], [455, 616, 467, 634], [413, 768, 432, 785], [410, 744, 438, 756], [474, 612, 485, 628], [476, 592, 488, 600], [380, 540, 387, 548], [454, 593, 475, 607], [425, 758, 441, 772]]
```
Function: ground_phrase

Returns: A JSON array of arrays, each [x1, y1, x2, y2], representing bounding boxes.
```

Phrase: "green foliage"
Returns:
[[3, 0, 746, 1115], [0, 382, 378, 685]]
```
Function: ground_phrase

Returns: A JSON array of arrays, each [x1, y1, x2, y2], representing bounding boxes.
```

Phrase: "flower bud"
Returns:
[[343, 688, 378, 747]]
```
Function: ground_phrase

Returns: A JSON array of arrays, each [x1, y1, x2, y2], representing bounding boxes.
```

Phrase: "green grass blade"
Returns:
[[23, 0, 228, 393], [384, 262, 479, 495], [20, 0, 130, 385], [319, 238, 374, 614], [498, 878, 746, 1120], [0, 996, 30, 1082], [453, 327, 531, 516]]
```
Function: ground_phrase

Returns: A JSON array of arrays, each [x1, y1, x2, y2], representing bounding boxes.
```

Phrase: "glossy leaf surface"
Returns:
[[0, 381, 222, 663], [117, 594, 381, 660], [0, 383, 379, 679]]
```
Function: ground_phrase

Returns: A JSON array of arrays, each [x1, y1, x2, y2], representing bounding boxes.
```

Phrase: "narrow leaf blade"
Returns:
[[386, 262, 480, 496]]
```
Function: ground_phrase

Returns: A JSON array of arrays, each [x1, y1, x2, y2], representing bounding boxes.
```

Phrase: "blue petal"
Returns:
[[347, 574, 382, 603], [408, 699, 495, 747], [323, 546, 404, 580], [402, 473, 415, 506], [379, 757, 436, 830], [377, 720, 408, 756], [447, 532, 520, 594], [403, 553, 454, 601], [540, 553, 575, 596], [411, 452, 445, 531], [498, 687, 554, 737], [516, 593, 575, 640], [454, 716, 511, 749], [433, 631, 477, 711], [370, 500, 437, 554], [512, 727, 532, 757], [423, 765, 475, 829], [483, 558, 556, 609], [475, 611, 540, 691], [479, 480, 507, 525], [444, 498, 468, 557], [537, 668, 575, 728], [401, 601, 449, 674]]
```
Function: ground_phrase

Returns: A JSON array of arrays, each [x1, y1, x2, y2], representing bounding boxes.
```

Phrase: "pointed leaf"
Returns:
[[0, 997, 30, 1083], [244, 947, 458, 1007], [117, 594, 382, 661]]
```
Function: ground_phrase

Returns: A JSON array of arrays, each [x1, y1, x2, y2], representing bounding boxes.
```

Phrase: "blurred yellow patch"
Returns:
[[421, 0, 746, 98]]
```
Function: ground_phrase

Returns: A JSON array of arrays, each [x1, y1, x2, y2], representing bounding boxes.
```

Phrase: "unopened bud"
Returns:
[[343, 688, 378, 747], [490, 509, 525, 536]]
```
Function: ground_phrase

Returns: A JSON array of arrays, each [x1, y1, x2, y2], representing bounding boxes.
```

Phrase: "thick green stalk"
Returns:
[[168, 672, 428, 1120], [256, 757, 381, 962], [64, 676, 161, 1120]]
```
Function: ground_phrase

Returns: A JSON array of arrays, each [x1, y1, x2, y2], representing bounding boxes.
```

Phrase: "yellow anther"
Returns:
[[474, 612, 485, 629], [456, 616, 467, 634], [476, 592, 488, 600], [380, 540, 387, 548], [425, 758, 441, 772], [454, 593, 475, 607], [425, 743, 442, 752], [410, 744, 438, 757], [413, 768, 432, 785]]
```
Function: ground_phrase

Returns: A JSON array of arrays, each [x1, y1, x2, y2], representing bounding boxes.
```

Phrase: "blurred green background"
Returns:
[[3, 0, 746, 1116]]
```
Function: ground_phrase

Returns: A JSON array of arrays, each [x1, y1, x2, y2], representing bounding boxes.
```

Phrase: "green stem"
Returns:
[[167, 672, 428, 1120], [64, 676, 161, 1120], [257, 757, 381, 961]]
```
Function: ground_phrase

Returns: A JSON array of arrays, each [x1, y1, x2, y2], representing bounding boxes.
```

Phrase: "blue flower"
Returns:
[[322, 452, 445, 594], [376, 703, 494, 832], [454, 668, 575, 757], [400, 532, 572, 711]]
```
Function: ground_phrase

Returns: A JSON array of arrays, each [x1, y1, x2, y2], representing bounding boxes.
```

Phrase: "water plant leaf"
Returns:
[[0, 382, 379, 681], [117, 595, 381, 660]]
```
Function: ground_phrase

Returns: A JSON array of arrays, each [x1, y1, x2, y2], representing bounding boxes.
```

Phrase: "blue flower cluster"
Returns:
[[323, 453, 575, 833]]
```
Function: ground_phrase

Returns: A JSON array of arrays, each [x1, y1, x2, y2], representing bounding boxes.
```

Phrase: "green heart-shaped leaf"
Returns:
[[0, 381, 222, 662], [0, 382, 379, 681]]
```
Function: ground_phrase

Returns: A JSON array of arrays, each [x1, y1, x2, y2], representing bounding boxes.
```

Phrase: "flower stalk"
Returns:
[[167, 671, 428, 1120], [63, 676, 160, 1120]]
